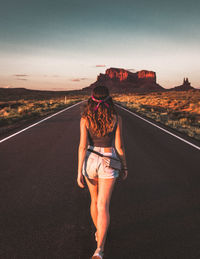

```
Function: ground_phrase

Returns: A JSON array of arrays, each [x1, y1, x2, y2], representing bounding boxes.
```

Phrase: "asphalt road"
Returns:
[[0, 101, 200, 259]]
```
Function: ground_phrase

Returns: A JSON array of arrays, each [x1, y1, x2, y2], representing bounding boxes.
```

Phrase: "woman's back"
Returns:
[[86, 114, 118, 148]]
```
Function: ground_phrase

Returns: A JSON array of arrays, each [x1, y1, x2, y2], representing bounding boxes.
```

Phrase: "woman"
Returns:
[[77, 85, 128, 259]]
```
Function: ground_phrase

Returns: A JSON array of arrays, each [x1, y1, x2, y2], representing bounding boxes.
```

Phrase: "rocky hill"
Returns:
[[0, 87, 84, 101], [82, 67, 164, 93], [169, 78, 195, 91]]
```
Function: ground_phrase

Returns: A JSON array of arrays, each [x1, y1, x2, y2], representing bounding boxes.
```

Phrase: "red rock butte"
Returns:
[[82, 67, 162, 93], [137, 70, 156, 79], [105, 68, 156, 81], [106, 68, 129, 81]]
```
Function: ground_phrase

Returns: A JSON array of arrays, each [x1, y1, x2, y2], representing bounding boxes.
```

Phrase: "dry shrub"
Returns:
[[113, 90, 200, 141]]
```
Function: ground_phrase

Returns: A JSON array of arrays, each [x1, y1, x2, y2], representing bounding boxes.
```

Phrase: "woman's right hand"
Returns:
[[77, 173, 85, 188]]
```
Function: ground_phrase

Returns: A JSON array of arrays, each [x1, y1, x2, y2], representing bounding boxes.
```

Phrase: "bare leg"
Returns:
[[97, 178, 116, 251], [84, 177, 98, 229]]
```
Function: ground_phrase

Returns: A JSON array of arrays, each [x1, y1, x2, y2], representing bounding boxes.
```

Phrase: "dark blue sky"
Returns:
[[0, 0, 199, 90]]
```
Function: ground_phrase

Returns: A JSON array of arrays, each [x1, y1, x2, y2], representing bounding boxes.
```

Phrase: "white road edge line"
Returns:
[[0, 100, 85, 144], [116, 103, 200, 151]]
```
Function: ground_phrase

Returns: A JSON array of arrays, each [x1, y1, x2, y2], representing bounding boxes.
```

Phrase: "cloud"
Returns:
[[95, 65, 106, 67], [17, 78, 28, 81], [41, 74, 60, 78], [71, 79, 81, 82], [71, 77, 88, 82], [127, 68, 136, 73], [14, 74, 29, 77], [1, 85, 12, 88]]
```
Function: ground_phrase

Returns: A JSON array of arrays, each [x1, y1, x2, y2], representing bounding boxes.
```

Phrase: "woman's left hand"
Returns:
[[77, 173, 85, 188], [119, 169, 128, 180]]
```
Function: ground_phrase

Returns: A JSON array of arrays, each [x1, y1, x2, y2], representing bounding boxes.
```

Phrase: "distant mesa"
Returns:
[[0, 87, 83, 101], [82, 68, 198, 93], [169, 78, 195, 91], [82, 67, 164, 93]]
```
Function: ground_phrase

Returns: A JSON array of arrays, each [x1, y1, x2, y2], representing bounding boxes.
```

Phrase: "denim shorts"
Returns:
[[82, 145, 120, 179]]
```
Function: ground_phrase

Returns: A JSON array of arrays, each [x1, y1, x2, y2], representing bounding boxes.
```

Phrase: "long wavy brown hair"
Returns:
[[81, 85, 118, 137]]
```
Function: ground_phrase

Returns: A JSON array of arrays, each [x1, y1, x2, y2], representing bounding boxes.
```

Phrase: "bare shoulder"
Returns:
[[80, 116, 89, 128]]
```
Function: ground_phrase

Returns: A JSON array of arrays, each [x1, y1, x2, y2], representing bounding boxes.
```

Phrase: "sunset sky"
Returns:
[[0, 0, 200, 90]]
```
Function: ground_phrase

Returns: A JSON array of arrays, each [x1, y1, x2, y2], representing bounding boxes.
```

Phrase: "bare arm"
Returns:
[[77, 117, 88, 188], [115, 115, 128, 171]]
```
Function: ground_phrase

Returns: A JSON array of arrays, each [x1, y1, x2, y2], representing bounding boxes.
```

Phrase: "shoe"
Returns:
[[92, 248, 104, 259]]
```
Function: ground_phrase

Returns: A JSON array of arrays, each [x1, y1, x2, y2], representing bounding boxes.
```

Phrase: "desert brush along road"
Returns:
[[0, 101, 200, 259]]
